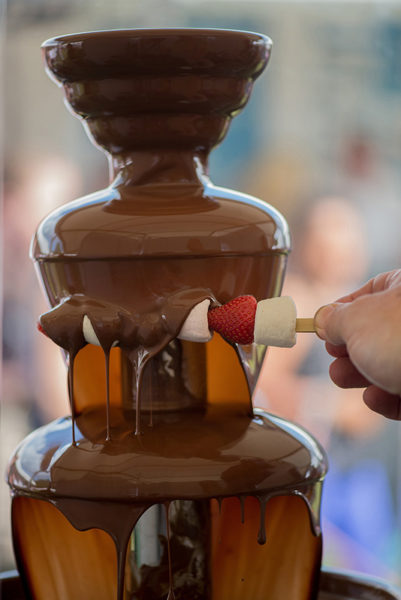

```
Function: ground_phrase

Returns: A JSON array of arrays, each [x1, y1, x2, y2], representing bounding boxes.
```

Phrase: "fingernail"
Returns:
[[314, 303, 337, 339]]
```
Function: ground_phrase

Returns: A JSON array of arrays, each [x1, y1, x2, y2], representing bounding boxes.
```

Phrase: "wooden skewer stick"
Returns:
[[295, 318, 316, 333]]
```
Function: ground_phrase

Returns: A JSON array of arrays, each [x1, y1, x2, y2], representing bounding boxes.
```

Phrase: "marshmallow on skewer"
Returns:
[[205, 295, 314, 347], [83, 315, 100, 346], [82, 315, 119, 348], [177, 299, 212, 342], [254, 296, 297, 348]]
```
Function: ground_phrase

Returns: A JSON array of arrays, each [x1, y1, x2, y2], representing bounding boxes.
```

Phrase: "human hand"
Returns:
[[314, 270, 401, 420]]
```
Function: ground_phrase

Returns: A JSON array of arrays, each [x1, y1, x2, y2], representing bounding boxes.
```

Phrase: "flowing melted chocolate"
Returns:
[[7, 28, 328, 600], [38, 288, 215, 436], [9, 400, 326, 598], [10, 273, 327, 600]]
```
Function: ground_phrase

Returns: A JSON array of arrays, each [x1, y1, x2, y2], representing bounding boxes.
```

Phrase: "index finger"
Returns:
[[336, 271, 400, 304]]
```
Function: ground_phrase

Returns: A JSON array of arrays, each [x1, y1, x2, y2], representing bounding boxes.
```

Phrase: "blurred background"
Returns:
[[1, 0, 401, 587]]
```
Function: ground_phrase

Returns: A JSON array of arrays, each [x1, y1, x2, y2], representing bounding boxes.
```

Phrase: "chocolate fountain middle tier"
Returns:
[[9, 404, 326, 504], [32, 179, 290, 416]]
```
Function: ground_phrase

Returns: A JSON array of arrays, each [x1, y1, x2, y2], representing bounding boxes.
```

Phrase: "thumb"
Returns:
[[314, 302, 349, 345]]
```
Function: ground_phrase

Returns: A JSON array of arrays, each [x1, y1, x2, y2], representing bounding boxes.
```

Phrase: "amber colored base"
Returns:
[[12, 497, 116, 600], [211, 496, 321, 599], [12, 495, 320, 600], [73, 333, 251, 415]]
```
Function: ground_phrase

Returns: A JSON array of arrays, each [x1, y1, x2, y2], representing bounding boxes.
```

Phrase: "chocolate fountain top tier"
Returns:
[[42, 28, 272, 153], [34, 29, 288, 262]]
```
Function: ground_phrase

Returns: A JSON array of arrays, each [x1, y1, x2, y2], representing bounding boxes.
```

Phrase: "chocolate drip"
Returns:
[[164, 503, 175, 600], [129, 347, 151, 436], [237, 343, 266, 397], [56, 499, 146, 600], [39, 290, 215, 434], [67, 352, 77, 445], [104, 350, 111, 441], [257, 496, 268, 545]]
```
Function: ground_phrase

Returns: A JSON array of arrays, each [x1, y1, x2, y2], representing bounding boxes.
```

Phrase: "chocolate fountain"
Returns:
[[5, 29, 401, 600]]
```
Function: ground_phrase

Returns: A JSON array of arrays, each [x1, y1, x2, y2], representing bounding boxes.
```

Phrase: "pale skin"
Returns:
[[314, 269, 401, 420], [254, 197, 380, 442]]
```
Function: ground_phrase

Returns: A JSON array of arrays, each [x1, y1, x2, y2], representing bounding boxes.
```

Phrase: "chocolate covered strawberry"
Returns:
[[37, 322, 47, 336], [207, 295, 257, 345]]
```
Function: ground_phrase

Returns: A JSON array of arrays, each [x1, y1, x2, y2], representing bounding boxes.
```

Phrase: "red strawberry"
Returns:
[[37, 322, 47, 336], [208, 295, 257, 344]]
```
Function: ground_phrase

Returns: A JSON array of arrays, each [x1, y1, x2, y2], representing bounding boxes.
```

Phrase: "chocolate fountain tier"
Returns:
[[42, 29, 271, 154], [8, 406, 327, 510], [34, 29, 288, 264], [32, 184, 290, 260]]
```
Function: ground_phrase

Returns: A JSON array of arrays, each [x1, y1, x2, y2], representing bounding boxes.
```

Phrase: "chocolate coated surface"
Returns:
[[32, 183, 290, 260], [8, 406, 326, 505], [41, 29, 271, 157]]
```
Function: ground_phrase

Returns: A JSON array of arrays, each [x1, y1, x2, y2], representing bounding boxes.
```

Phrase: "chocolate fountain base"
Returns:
[[318, 569, 401, 599], [1, 568, 400, 600]]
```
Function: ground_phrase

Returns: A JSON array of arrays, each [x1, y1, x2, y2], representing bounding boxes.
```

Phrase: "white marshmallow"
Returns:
[[82, 315, 118, 348], [83, 315, 100, 345], [254, 296, 297, 348], [177, 299, 212, 343]]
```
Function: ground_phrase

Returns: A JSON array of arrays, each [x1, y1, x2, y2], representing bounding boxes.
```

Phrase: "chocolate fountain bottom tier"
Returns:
[[8, 407, 327, 600], [8, 406, 326, 505], [2, 569, 400, 599]]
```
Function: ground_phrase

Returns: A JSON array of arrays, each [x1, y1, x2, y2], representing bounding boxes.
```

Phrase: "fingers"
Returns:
[[314, 270, 401, 420], [334, 280, 376, 304], [315, 271, 401, 344], [329, 357, 371, 389], [329, 359, 401, 420], [325, 342, 348, 358], [315, 293, 384, 346], [334, 270, 401, 303], [363, 386, 401, 420]]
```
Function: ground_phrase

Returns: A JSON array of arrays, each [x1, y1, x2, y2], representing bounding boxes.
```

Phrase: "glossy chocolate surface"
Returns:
[[32, 183, 290, 260], [8, 406, 326, 506], [41, 29, 271, 158]]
